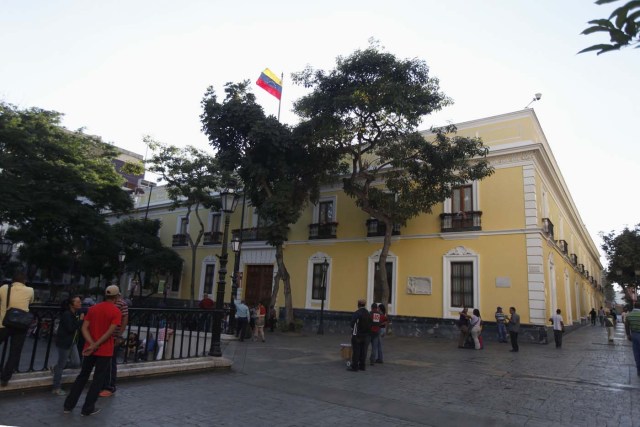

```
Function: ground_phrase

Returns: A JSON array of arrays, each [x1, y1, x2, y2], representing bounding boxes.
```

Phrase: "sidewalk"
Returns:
[[0, 322, 637, 427]]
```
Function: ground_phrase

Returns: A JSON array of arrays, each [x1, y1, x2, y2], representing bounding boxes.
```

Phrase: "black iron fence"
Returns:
[[0, 305, 222, 374]]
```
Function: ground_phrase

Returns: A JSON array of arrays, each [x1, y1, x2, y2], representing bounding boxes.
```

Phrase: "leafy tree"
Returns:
[[601, 224, 640, 303], [0, 102, 136, 282], [293, 44, 494, 304], [145, 139, 222, 306], [580, 0, 640, 55], [201, 81, 336, 328]]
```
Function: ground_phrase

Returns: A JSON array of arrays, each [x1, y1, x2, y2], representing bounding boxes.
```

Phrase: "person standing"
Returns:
[[268, 305, 278, 332], [625, 302, 640, 376], [590, 308, 597, 326], [63, 286, 122, 416], [598, 307, 605, 327], [495, 307, 508, 343], [457, 308, 470, 348], [549, 308, 564, 348], [253, 302, 266, 342], [234, 300, 249, 342], [348, 299, 371, 372], [99, 285, 128, 398], [51, 296, 84, 395], [507, 307, 520, 352], [369, 303, 382, 365], [198, 293, 214, 310], [605, 309, 616, 343], [0, 271, 35, 387], [470, 309, 483, 350], [377, 303, 387, 363]]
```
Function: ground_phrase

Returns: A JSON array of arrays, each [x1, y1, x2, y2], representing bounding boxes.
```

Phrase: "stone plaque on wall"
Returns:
[[407, 277, 432, 295], [495, 277, 511, 288]]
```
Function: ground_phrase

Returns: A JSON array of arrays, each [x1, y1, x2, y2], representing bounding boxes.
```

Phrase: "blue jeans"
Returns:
[[53, 344, 81, 388], [497, 323, 507, 342], [370, 332, 382, 362], [632, 332, 640, 374]]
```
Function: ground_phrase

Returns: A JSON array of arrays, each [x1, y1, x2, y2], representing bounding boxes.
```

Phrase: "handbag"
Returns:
[[2, 283, 35, 330]]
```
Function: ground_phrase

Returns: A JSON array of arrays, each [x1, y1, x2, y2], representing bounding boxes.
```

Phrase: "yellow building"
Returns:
[[130, 109, 603, 327]]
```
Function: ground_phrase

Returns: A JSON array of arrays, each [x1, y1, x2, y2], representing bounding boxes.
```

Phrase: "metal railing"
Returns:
[[203, 231, 223, 245], [365, 219, 401, 237], [439, 211, 482, 232], [172, 234, 189, 247], [0, 305, 222, 374], [542, 218, 554, 239], [308, 222, 338, 239], [231, 227, 270, 242]]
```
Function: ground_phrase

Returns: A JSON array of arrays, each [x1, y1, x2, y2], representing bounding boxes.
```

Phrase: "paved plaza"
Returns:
[[0, 321, 638, 427]]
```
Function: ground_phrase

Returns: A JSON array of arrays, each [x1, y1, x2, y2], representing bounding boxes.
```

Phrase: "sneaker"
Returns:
[[81, 408, 101, 417], [98, 390, 113, 397], [63, 408, 72, 414], [52, 389, 67, 396]]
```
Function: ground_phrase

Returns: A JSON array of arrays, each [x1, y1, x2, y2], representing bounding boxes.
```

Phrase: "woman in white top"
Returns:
[[470, 309, 483, 350]]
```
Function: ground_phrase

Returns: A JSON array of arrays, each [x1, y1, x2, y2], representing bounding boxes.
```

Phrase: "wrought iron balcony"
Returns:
[[542, 218, 554, 239], [308, 222, 338, 240], [172, 234, 189, 247], [585, 269, 590, 278], [231, 227, 270, 242], [557, 239, 568, 254], [570, 253, 577, 265], [366, 219, 401, 237], [440, 211, 482, 232], [578, 264, 585, 274], [203, 231, 223, 245]]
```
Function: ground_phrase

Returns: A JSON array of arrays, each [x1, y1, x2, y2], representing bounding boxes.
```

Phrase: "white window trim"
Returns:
[[199, 256, 217, 300], [176, 215, 190, 234], [367, 249, 397, 314], [305, 252, 332, 309], [312, 196, 337, 223], [442, 246, 479, 319], [443, 181, 479, 213]]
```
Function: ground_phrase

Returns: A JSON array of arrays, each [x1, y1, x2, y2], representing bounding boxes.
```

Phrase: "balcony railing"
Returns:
[[172, 234, 189, 247], [231, 227, 270, 242], [308, 222, 338, 240], [203, 231, 223, 245], [570, 253, 577, 265], [557, 239, 568, 254], [440, 211, 482, 232], [578, 264, 585, 274], [366, 219, 401, 237], [542, 218, 554, 240], [585, 270, 590, 278]]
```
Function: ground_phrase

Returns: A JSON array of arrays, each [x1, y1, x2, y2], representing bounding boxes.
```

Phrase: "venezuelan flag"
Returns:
[[256, 68, 282, 100]]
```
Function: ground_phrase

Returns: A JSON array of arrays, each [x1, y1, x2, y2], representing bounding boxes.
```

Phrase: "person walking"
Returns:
[[369, 303, 382, 365], [63, 286, 122, 416], [605, 309, 616, 343], [598, 307, 605, 327], [234, 300, 249, 342], [470, 309, 483, 350], [507, 307, 520, 352], [253, 302, 266, 342], [51, 296, 84, 396], [457, 308, 470, 348], [625, 302, 640, 376], [590, 308, 597, 326], [348, 299, 371, 372], [495, 306, 508, 343], [549, 308, 564, 348], [99, 285, 128, 398], [0, 271, 35, 387]]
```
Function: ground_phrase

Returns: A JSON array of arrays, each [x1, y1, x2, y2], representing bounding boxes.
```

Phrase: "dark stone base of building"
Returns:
[[290, 308, 580, 344]]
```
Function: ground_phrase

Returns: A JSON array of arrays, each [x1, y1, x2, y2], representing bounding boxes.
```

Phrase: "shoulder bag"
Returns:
[[2, 283, 35, 330]]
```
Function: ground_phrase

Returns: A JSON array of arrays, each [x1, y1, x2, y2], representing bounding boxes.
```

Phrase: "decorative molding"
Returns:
[[445, 246, 477, 256], [407, 277, 432, 295], [488, 151, 535, 166]]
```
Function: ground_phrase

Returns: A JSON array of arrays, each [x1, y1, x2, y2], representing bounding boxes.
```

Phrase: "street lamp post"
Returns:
[[228, 235, 241, 335], [317, 258, 329, 335], [118, 250, 126, 288], [209, 189, 239, 357], [0, 234, 14, 284]]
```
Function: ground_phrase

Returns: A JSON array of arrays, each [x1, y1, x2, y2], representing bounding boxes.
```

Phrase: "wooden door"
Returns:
[[244, 265, 274, 306]]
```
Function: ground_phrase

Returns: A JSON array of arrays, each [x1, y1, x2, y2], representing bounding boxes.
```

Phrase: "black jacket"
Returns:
[[55, 310, 82, 349], [350, 307, 371, 337]]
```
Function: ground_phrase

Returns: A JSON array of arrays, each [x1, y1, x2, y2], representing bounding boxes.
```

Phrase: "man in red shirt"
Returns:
[[198, 293, 214, 309], [63, 285, 122, 416]]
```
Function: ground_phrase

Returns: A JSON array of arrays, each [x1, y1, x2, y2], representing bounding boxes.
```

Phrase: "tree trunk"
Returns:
[[274, 244, 295, 330], [189, 243, 197, 307], [376, 219, 393, 306]]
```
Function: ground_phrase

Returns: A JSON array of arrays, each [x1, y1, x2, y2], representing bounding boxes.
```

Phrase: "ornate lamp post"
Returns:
[[118, 250, 126, 288], [0, 234, 14, 283], [227, 235, 241, 334], [209, 189, 239, 357], [317, 258, 329, 335]]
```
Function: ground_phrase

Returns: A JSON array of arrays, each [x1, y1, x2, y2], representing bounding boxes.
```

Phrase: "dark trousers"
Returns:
[[64, 355, 111, 415], [235, 317, 248, 341], [351, 335, 369, 370], [0, 327, 27, 383], [102, 345, 119, 391], [509, 331, 519, 351], [553, 330, 563, 348]]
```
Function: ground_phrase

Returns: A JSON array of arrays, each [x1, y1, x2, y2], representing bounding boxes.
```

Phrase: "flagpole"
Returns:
[[277, 72, 283, 122]]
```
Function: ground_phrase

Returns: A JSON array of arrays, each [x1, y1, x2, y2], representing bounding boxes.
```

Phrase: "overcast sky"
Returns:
[[1, 0, 638, 264]]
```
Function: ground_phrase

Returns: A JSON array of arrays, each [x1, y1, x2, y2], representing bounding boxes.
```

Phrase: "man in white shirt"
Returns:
[[549, 308, 565, 349]]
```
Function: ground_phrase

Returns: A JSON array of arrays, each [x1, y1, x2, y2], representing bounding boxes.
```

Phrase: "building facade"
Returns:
[[128, 109, 604, 327]]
